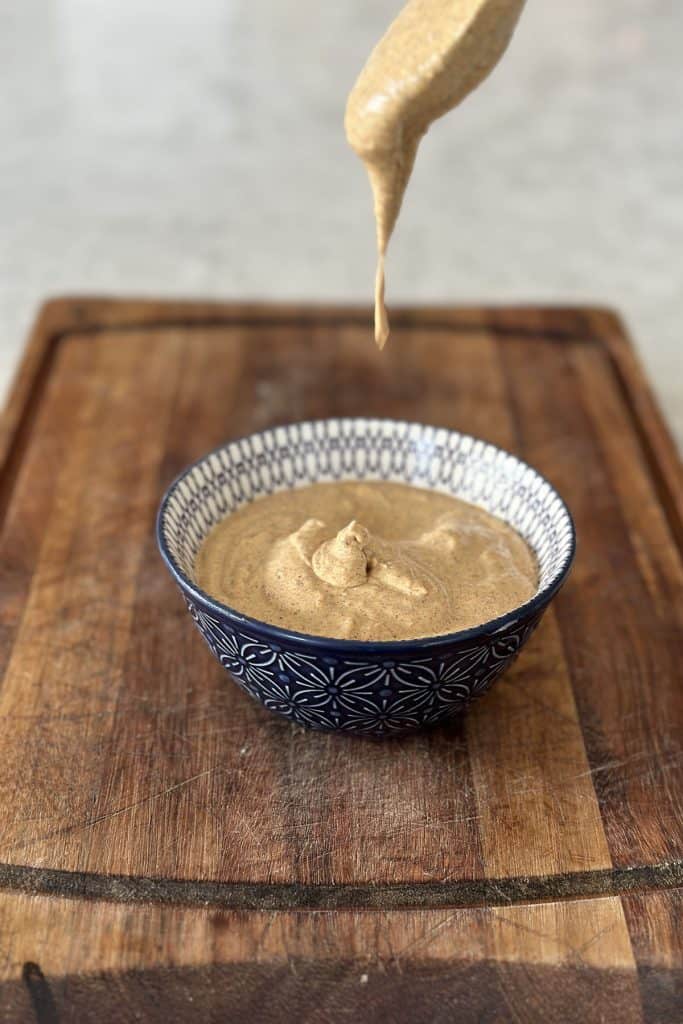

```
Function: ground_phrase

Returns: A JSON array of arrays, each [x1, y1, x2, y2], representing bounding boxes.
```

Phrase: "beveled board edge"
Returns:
[[581, 306, 683, 548]]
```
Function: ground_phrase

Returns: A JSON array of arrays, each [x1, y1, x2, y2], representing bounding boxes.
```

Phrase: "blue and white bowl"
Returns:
[[157, 419, 575, 738]]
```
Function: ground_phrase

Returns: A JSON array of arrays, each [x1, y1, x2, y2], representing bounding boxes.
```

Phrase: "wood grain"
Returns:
[[2, 889, 681, 1022], [1, 889, 670, 1024], [0, 299, 681, 1020]]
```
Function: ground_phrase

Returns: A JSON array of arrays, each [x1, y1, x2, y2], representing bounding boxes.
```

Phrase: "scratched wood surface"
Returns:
[[2, 888, 681, 1023], [0, 299, 681, 1021]]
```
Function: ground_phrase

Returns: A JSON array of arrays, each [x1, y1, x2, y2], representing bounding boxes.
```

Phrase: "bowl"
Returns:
[[157, 418, 574, 738]]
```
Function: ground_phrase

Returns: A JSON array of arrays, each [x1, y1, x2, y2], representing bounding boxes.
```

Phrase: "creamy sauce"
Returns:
[[195, 481, 537, 641], [345, 0, 526, 346]]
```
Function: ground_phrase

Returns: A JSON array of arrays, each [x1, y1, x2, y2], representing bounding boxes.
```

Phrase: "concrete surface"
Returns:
[[1, 0, 681, 445]]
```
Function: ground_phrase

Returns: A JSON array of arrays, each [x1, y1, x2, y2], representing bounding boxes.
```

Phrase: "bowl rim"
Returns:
[[156, 417, 576, 653]]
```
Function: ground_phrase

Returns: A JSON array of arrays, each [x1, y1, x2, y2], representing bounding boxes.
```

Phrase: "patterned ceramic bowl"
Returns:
[[157, 419, 574, 738]]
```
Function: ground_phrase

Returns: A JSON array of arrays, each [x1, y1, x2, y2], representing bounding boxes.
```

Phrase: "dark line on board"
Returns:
[[603, 350, 683, 553], [52, 317, 599, 345], [492, 325, 526, 455], [1, 861, 682, 913], [575, 307, 682, 553]]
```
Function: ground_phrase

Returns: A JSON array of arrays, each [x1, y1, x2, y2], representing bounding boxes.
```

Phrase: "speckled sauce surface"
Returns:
[[195, 481, 537, 641], [0, 1, 681, 447]]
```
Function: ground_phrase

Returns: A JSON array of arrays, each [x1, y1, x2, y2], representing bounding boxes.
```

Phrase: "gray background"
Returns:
[[1, 0, 681, 444]]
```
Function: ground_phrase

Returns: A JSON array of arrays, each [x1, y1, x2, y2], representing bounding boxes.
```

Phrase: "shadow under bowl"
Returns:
[[157, 418, 575, 738]]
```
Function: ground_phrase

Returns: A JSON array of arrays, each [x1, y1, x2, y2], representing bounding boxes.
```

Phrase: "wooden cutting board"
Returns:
[[0, 298, 681, 1023]]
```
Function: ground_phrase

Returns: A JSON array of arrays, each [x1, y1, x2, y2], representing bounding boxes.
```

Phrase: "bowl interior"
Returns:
[[159, 419, 574, 615]]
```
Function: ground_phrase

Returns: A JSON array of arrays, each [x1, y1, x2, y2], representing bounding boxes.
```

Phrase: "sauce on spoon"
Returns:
[[345, 0, 526, 347]]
